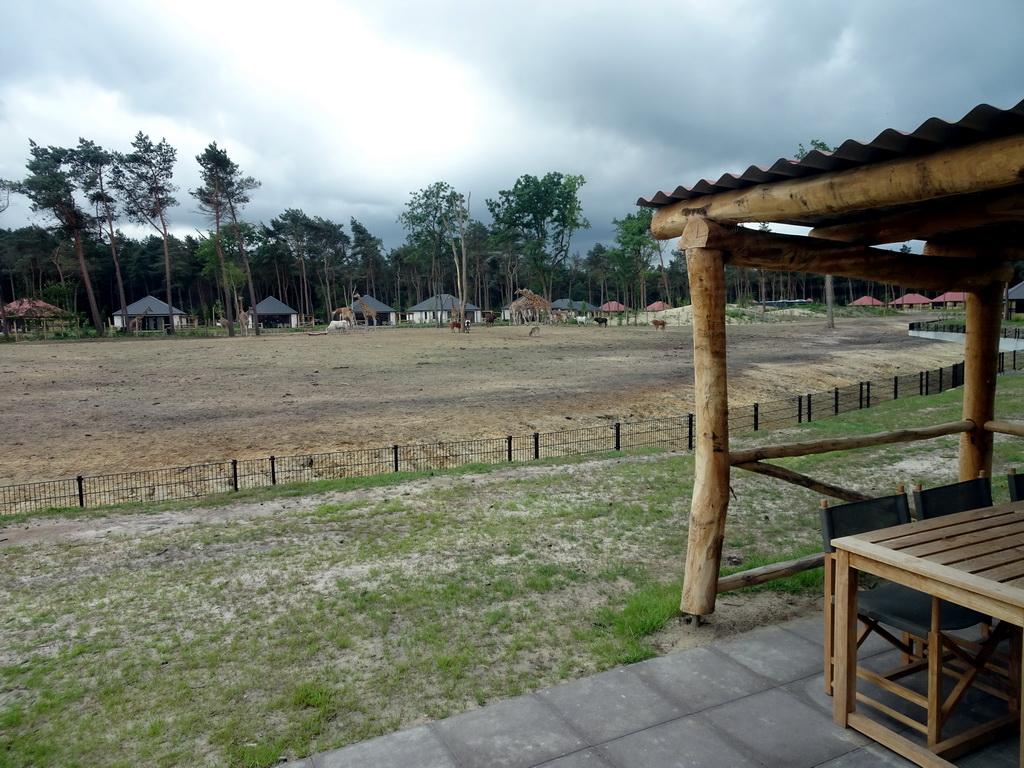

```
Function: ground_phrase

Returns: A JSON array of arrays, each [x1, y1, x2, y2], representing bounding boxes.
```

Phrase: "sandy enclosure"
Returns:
[[0, 315, 965, 485]]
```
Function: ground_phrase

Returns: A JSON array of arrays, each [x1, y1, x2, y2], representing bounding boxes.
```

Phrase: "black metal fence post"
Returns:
[[77, 475, 85, 507], [865, 381, 871, 408], [807, 393, 813, 423], [231, 460, 239, 492], [614, 422, 621, 451], [688, 413, 694, 450], [533, 432, 540, 460], [797, 395, 803, 424], [507, 435, 513, 462], [270, 455, 276, 485], [393, 444, 400, 472], [753, 403, 759, 432], [834, 387, 839, 416], [893, 375, 899, 401]]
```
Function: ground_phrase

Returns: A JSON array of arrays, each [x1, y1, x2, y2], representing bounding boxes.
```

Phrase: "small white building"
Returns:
[[252, 296, 300, 328], [111, 296, 190, 330], [406, 295, 481, 325]]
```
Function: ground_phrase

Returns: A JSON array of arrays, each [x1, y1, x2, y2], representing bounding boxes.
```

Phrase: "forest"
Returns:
[[0, 134, 955, 335]]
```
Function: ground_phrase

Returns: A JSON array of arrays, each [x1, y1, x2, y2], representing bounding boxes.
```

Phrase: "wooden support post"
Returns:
[[960, 282, 1004, 480], [681, 247, 731, 617]]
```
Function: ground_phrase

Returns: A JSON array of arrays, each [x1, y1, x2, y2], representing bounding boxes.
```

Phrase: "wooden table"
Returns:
[[831, 500, 1024, 767]]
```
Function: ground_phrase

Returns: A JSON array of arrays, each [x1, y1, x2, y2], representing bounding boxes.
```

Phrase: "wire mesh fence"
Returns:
[[2, 352, 1020, 515]]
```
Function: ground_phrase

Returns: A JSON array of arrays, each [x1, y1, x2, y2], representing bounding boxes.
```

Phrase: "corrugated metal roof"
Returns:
[[637, 99, 1024, 209]]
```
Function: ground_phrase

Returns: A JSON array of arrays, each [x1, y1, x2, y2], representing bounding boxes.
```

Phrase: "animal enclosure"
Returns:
[[2, 316, 967, 490]]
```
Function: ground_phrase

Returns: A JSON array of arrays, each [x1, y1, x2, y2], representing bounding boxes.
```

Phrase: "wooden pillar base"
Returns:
[[681, 247, 731, 617]]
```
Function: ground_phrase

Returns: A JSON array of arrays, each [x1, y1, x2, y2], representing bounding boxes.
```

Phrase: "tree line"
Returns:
[[0, 134, 937, 336]]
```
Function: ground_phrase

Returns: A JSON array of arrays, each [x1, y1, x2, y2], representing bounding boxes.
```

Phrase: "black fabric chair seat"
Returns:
[[858, 582, 989, 639]]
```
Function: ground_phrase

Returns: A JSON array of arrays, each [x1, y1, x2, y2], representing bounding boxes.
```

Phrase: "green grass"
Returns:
[[1, 373, 1022, 766]]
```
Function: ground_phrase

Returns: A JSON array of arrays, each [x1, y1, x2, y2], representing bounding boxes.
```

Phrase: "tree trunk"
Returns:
[[71, 229, 105, 335]]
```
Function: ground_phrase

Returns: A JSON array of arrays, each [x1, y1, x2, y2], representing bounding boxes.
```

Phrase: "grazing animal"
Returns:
[[128, 306, 152, 333], [326, 319, 351, 333], [515, 288, 552, 324], [353, 293, 377, 328], [652, 319, 667, 331], [594, 317, 608, 327], [333, 306, 356, 326], [450, 320, 463, 333], [237, 305, 251, 337], [508, 296, 532, 325], [576, 316, 588, 326], [482, 311, 498, 326], [528, 326, 540, 337]]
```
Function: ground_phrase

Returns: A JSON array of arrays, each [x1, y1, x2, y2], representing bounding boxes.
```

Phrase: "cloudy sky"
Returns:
[[1, 0, 1021, 257]]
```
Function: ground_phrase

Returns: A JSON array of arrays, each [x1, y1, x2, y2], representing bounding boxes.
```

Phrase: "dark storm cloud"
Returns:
[[1, 0, 1021, 258]]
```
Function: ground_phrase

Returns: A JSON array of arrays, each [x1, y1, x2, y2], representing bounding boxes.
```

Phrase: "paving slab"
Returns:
[[536, 666, 685, 744], [431, 693, 587, 768], [282, 613, 1018, 768]]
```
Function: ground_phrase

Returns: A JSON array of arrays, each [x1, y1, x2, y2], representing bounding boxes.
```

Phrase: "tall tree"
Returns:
[[0, 179, 12, 338], [398, 182, 471, 328], [113, 133, 179, 334], [193, 142, 263, 334], [268, 209, 317, 319], [193, 142, 240, 335], [14, 141, 105, 334], [71, 139, 129, 330], [611, 207, 659, 314], [486, 172, 589, 300]]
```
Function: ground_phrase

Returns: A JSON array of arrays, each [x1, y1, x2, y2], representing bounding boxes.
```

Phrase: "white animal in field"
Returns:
[[326, 319, 351, 333], [576, 316, 589, 326]]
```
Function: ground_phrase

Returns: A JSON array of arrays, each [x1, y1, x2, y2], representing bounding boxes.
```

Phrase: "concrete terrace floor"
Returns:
[[282, 613, 1019, 768]]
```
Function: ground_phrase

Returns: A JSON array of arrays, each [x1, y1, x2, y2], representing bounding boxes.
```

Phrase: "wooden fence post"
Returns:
[[960, 283, 1003, 480], [681, 246, 731, 618]]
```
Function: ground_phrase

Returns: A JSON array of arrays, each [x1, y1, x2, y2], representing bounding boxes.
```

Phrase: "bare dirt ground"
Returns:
[[1, 313, 964, 486]]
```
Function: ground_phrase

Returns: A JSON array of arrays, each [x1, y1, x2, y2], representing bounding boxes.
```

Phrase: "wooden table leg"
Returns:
[[833, 550, 858, 726]]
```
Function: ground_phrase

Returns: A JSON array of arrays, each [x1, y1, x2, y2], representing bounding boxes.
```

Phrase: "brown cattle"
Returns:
[[652, 320, 667, 330]]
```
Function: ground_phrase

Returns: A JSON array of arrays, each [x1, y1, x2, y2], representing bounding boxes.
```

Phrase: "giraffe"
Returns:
[[353, 293, 377, 329], [128, 307, 151, 334], [508, 295, 532, 325], [332, 306, 357, 326], [515, 289, 552, 324], [237, 307, 251, 337]]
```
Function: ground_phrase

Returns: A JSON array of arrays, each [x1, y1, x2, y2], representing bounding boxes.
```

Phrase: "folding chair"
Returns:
[[1009, 468, 1024, 503], [821, 489, 987, 690], [913, 474, 992, 520], [822, 489, 1015, 756]]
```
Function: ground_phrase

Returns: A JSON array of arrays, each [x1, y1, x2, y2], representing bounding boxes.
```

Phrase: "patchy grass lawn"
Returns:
[[1, 374, 1022, 767]]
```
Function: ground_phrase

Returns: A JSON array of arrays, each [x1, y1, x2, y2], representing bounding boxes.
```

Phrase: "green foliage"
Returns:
[[486, 172, 589, 298]]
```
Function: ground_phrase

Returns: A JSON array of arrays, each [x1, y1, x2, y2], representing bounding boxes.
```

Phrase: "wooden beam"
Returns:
[[984, 420, 1024, 438], [678, 219, 1014, 291], [960, 285, 1004, 480], [717, 553, 824, 594], [923, 243, 1024, 261], [729, 420, 974, 465], [681, 248, 731, 618], [808, 187, 1024, 246], [733, 461, 872, 502], [651, 134, 1024, 239]]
